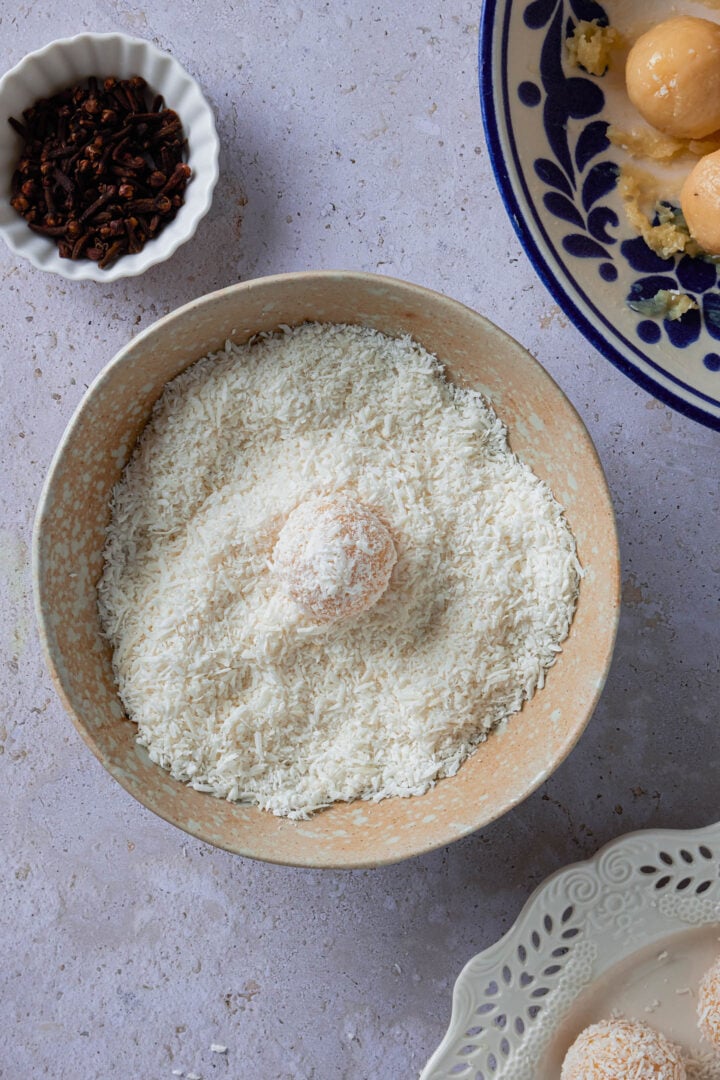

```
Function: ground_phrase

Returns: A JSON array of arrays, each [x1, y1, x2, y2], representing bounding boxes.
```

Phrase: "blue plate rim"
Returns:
[[479, 0, 720, 432]]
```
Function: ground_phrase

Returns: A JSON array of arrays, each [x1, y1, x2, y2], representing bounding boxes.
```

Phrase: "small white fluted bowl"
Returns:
[[0, 32, 219, 281]]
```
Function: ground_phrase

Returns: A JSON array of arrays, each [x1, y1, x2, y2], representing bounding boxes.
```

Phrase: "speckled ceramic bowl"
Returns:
[[0, 32, 219, 281], [32, 272, 620, 868]]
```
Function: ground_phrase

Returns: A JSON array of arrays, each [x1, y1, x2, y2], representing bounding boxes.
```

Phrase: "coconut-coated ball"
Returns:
[[561, 1016, 686, 1080], [698, 955, 720, 1050], [272, 495, 397, 623]]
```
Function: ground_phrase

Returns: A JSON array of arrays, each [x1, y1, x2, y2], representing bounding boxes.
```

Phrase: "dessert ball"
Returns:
[[626, 16, 720, 139], [698, 955, 720, 1050], [681, 148, 720, 254], [561, 1017, 686, 1080], [272, 495, 397, 623]]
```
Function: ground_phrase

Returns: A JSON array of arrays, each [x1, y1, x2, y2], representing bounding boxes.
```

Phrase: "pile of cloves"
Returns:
[[9, 75, 192, 270]]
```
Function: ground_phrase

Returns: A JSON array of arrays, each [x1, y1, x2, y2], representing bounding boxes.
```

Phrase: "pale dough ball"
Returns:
[[698, 955, 720, 1050], [626, 16, 720, 139], [561, 1017, 686, 1080], [272, 495, 397, 623], [681, 148, 720, 254]]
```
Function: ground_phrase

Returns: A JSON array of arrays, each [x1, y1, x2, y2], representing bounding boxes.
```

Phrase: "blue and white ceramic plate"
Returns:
[[480, 0, 720, 429]]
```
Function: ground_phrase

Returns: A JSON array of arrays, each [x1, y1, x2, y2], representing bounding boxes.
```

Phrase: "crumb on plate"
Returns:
[[618, 166, 703, 260], [566, 19, 619, 76], [608, 125, 720, 163]]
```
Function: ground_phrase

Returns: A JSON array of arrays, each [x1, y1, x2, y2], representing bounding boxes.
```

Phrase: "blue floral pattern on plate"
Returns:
[[480, 0, 720, 428]]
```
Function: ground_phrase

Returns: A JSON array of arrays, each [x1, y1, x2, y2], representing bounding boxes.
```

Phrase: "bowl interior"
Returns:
[[34, 272, 620, 867], [0, 33, 218, 281]]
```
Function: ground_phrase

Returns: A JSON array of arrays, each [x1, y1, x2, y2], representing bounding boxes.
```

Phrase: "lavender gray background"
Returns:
[[1, 3, 718, 1077]]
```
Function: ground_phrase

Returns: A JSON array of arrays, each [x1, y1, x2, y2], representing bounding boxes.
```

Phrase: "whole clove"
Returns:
[[8, 75, 193, 270]]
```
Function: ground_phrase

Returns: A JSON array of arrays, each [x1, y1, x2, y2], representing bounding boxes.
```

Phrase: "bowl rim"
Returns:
[[0, 30, 219, 282], [32, 270, 621, 867], [478, 0, 720, 432]]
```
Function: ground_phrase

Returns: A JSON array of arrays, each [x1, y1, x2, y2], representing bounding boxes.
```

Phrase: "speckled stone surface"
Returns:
[[1, 4, 718, 1079]]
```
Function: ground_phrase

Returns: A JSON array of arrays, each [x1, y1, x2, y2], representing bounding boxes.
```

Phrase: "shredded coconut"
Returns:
[[98, 323, 581, 819]]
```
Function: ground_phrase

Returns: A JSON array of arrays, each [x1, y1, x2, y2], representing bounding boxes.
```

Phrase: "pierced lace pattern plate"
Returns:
[[421, 823, 720, 1079]]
